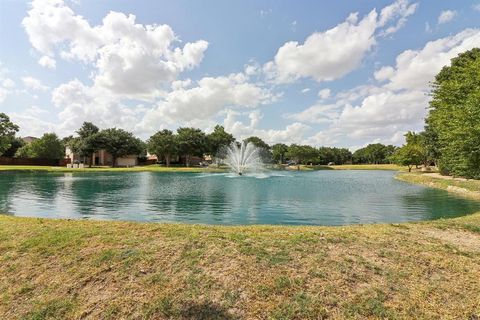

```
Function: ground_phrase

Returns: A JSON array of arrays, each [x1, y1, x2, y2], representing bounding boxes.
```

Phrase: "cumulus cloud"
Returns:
[[318, 88, 331, 99], [0, 64, 15, 104], [141, 73, 275, 130], [380, 29, 480, 90], [284, 104, 339, 124], [438, 10, 457, 24], [51, 79, 146, 135], [38, 55, 56, 69], [224, 110, 310, 145], [22, 76, 49, 91], [288, 28, 480, 146], [265, 0, 418, 83], [22, 0, 208, 99]]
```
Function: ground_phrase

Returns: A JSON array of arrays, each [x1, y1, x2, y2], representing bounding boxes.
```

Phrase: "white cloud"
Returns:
[[438, 10, 457, 24], [0, 64, 15, 104], [38, 55, 56, 69], [141, 73, 274, 129], [22, 0, 208, 99], [224, 110, 310, 145], [380, 29, 480, 90], [22, 76, 49, 91], [51, 79, 146, 135], [284, 103, 339, 124], [378, 0, 418, 35], [318, 88, 331, 99], [301, 88, 310, 93], [474, 4, 480, 12], [265, 0, 418, 83], [287, 28, 480, 146]]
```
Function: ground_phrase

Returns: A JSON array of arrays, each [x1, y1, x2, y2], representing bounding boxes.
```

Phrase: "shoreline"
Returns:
[[396, 172, 480, 200]]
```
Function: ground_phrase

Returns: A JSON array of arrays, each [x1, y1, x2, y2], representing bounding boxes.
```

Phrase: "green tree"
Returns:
[[0, 113, 19, 156], [99, 128, 144, 167], [390, 144, 424, 172], [176, 127, 207, 167], [147, 129, 177, 167], [15, 144, 34, 158], [426, 48, 480, 178], [243, 136, 270, 150], [286, 144, 318, 169], [74, 122, 101, 167], [21, 133, 65, 159], [207, 125, 235, 157], [2, 137, 24, 157], [271, 143, 288, 164]]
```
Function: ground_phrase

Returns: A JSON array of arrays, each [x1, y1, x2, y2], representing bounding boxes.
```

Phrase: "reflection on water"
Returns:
[[0, 170, 479, 225]]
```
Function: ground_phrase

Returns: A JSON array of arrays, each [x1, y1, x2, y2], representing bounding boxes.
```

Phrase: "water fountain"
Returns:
[[220, 141, 264, 175]]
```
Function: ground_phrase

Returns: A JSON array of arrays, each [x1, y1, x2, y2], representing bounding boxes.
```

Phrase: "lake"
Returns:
[[0, 170, 479, 225]]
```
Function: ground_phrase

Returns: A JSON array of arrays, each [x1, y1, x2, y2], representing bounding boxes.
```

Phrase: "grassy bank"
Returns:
[[1, 214, 479, 319], [397, 172, 480, 200], [284, 164, 405, 171], [0, 165, 226, 173]]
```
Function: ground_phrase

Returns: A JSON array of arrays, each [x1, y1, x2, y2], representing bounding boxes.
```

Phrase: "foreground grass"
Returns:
[[1, 214, 479, 319], [0, 164, 226, 173], [397, 172, 480, 199]]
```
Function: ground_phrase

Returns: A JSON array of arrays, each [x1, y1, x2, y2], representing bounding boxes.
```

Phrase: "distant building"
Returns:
[[65, 147, 138, 167], [22, 136, 38, 144]]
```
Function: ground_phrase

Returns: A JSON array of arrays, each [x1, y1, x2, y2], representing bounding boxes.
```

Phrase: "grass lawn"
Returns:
[[1, 213, 479, 319], [397, 172, 480, 199], [283, 164, 406, 171]]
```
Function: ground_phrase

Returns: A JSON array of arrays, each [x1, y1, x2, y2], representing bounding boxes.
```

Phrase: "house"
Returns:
[[66, 148, 138, 167], [22, 136, 38, 144]]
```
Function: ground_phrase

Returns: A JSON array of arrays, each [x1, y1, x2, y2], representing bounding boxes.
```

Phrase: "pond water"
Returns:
[[0, 170, 479, 225]]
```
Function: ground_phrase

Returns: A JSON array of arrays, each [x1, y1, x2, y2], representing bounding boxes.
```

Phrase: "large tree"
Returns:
[[207, 125, 235, 156], [271, 143, 288, 164], [0, 113, 19, 156], [99, 128, 144, 167], [2, 137, 24, 157], [390, 144, 424, 172], [426, 48, 480, 178], [147, 129, 177, 167], [16, 133, 65, 159], [243, 136, 270, 150], [74, 122, 101, 167], [176, 127, 207, 167]]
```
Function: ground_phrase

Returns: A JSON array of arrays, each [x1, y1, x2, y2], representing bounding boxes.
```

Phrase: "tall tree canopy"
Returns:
[[0, 113, 19, 156], [147, 129, 177, 167], [243, 136, 270, 150], [69, 122, 102, 167], [99, 128, 144, 167], [353, 144, 396, 164], [207, 125, 234, 156], [15, 133, 64, 159], [271, 143, 288, 164], [176, 127, 207, 167], [426, 48, 480, 178]]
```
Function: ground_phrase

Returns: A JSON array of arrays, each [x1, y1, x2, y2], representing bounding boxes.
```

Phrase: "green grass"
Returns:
[[0, 164, 226, 173], [284, 164, 406, 171], [397, 172, 480, 199], [1, 214, 479, 319]]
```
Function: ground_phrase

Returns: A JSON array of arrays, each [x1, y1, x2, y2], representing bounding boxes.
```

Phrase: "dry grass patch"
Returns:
[[0, 214, 479, 319]]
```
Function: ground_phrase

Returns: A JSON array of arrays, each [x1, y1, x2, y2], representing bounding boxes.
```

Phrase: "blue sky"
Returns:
[[0, 0, 479, 149]]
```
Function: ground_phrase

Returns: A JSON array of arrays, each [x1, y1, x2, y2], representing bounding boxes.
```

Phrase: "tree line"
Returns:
[[389, 48, 480, 178], [1, 115, 399, 167]]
